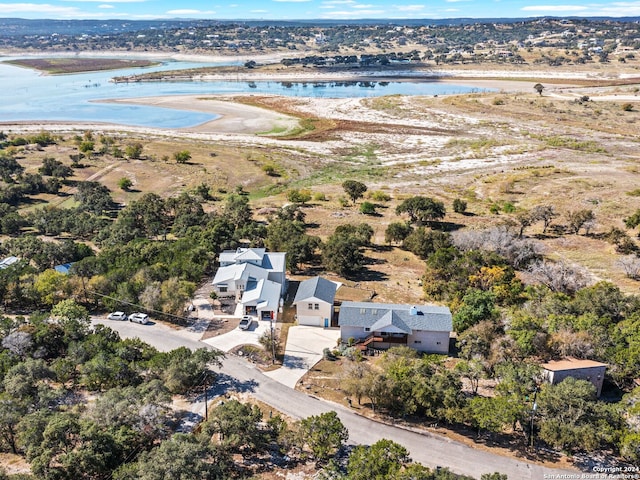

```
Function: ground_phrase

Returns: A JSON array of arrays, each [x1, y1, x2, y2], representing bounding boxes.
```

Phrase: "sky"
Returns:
[[1, 0, 639, 21]]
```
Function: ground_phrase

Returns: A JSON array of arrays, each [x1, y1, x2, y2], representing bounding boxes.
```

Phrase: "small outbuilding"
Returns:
[[292, 276, 338, 328], [541, 358, 607, 397]]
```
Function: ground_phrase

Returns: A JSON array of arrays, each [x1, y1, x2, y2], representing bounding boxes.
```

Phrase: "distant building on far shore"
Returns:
[[541, 358, 607, 397]]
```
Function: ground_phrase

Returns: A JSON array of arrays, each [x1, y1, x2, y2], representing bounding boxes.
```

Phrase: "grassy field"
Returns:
[[6, 58, 158, 74]]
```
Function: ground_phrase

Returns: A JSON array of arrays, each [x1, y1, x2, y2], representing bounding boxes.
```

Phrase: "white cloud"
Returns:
[[393, 4, 424, 11], [520, 2, 640, 16], [166, 8, 216, 14], [272, 0, 311, 2], [98, 4, 114, 7], [521, 4, 587, 11], [319, 4, 335, 7], [352, 3, 374, 8], [250, 9, 268, 12], [0, 3, 80, 13], [445, 0, 472, 2], [322, 0, 355, 4], [321, 8, 385, 15], [61, 0, 145, 3]]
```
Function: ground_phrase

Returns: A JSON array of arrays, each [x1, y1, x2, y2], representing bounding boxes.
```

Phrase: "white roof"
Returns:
[[241, 278, 282, 311], [219, 247, 266, 264], [217, 248, 286, 274], [0, 256, 19, 269], [212, 262, 268, 285]]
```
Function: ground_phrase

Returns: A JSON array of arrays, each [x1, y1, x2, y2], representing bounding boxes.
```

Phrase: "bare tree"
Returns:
[[531, 205, 558, 234], [527, 260, 592, 294], [617, 255, 640, 279], [566, 210, 596, 235], [1, 331, 32, 358], [453, 226, 542, 269]]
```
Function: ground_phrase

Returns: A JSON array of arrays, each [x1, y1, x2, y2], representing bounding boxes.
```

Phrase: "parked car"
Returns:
[[128, 312, 149, 324], [107, 311, 127, 321], [238, 315, 253, 330]]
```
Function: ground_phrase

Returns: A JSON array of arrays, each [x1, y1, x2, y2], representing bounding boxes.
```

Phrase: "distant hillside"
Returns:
[[1, 16, 640, 37]]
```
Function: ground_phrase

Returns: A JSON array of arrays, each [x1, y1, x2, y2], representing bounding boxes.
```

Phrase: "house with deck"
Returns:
[[292, 276, 338, 327], [212, 248, 287, 320], [338, 302, 452, 354]]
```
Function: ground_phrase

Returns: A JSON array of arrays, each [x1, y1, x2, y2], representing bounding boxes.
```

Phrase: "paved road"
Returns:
[[93, 317, 578, 480]]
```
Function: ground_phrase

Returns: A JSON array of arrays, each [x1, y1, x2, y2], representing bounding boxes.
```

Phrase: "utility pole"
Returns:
[[270, 314, 275, 364], [204, 372, 208, 421], [530, 387, 538, 449]]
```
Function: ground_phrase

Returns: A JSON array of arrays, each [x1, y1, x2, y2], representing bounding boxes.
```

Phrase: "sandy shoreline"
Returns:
[[2, 48, 637, 135]]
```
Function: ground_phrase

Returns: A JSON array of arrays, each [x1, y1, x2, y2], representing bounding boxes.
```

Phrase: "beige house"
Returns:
[[541, 358, 607, 397], [292, 276, 338, 328]]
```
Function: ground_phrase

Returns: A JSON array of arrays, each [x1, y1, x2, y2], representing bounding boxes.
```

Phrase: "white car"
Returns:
[[128, 312, 150, 324], [238, 315, 253, 330], [107, 311, 127, 321]]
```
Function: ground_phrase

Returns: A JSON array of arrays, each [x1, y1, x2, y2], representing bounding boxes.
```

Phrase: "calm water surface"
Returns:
[[0, 58, 490, 128]]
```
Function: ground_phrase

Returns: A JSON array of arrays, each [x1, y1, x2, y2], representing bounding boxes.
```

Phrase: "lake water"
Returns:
[[0, 58, 490, 129]]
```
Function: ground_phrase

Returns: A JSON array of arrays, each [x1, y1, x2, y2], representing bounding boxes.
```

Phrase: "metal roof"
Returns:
[[293, 276, 338, 305], [338, 301, 452, 332]]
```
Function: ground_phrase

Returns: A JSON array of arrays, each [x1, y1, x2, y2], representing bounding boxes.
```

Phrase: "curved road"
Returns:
[[93, 317, 578, 480]]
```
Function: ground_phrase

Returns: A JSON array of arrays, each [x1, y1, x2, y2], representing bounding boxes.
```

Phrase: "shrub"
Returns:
[[313, 192, 327, 201], [360, 201, 377, 215], [453, 198, 467, 214], [623, 103, 634, 112], [370, 190, 391, 202], [117, 177, 133, 191], [492, 98, 505, 105]]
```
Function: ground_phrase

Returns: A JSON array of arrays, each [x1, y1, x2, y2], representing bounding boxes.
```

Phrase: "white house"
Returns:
[[338, 302, 452, 354], [292, 276, 338, 327], [212, 248, 287, 320]]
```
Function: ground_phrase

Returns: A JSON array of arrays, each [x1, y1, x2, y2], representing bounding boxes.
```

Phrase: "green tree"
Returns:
[[224, 193, 252, 229], [203, 400, 266, 453], [396, 196, 446, 226], [322, 233, 365, 278], [452, 289, 498, 332], [132, 434, 229, 480], [402, 228, 452, 260], [347, 439, 410, 480], [173, 150, 192, 164], [453, 198, 467, 214], [299, 411, 348, 463], [286, 188, 312, 205], [118, 177, 133, 191], [385, 222, 413, 244], [342, 180, 367, 204], [125, 143, 143, 159]]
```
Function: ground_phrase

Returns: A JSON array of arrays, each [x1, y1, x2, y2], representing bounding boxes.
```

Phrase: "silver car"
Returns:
[[128, 312, 149, 324], [107, 311, 127, 321]]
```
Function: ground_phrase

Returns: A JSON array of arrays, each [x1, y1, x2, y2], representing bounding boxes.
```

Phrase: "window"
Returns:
[[371, 309, 378, 315], [414, 340, 422, 344], [308, 303, 313, 310], [360, 308, 366, 314], [219, 285, 228, 293], [314, 303, 320, 310], [436, 341, 441, 345], [364, 327, 370, 332]]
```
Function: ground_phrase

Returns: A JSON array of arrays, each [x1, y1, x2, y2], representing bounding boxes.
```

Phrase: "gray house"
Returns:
[[292, 276, 338, 327], [338, 302, 452, 354]]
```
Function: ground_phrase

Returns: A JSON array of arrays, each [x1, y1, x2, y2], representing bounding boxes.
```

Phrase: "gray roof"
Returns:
[[293, 276, 337, 305], [338, 301, 452, 332]]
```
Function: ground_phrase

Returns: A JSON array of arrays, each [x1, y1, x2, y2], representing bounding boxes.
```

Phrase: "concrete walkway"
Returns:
[[264, 326, 340, 388]]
